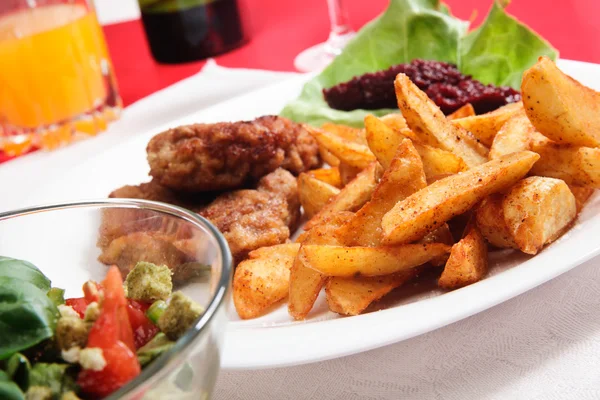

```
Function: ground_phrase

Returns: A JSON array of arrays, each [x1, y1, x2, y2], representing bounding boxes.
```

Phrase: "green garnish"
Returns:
[[146, 300, 168, 325], [280, 0, 558, 127], [46, 288, 65, 307]]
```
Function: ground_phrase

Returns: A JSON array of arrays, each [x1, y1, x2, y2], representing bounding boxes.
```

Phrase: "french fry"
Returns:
[[335, 139, 426, 247], [438, 217, 488, 289], [307, 126, 376, 169], [305, 162, 382, 231], [382, 151, 540, 245], [417, 145, 468, 182], [325, 271, 417, 316], [233, 243, 301, 319], [452, 101, 522, 147], [306, 167, 343, 188], [364, 114, 405, 170], [298, 173, 340, 219], [299, 243, 450, 277], [380, 112, 409, 132], [476, 177, 577, 255], [364, 114, 466, 180], [327, 140, 428, 317], [419, 224, 454, 266], [338, 162, 363, 186], [529, 134, 600, 188], [489, 109, 534, 159], [321, 122, 367, 145], [522, 56, 600, 147], [503, 177, 576, 254], [448, 103, 476, 120], [569, 185, 595, 213], [394, 73, 488, 167], [319, 147, 340, 167], [288, 212, 351, 321], [474, 194, 517, 249]]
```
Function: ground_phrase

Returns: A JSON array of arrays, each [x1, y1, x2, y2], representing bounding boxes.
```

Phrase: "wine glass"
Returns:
[[293, 0, 355, 72]]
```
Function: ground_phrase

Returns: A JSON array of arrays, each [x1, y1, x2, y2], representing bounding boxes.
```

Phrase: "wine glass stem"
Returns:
[[325, 0, 355, 56]]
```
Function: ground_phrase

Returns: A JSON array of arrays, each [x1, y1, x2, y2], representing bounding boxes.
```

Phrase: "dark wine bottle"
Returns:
[[138, 0, 247, 64]]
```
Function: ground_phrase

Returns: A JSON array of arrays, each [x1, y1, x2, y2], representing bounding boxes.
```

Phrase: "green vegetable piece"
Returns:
[[280, 0, 558, 128], [0, 257, 51, 292], [459, 0, 558, 89], [0, 277, 59, 360], [46, 288, 65, 307], [136, 333, 175, 367], [157, 292, 204, 341], [146, 300, 168, 325], [6, 353, 30, 391], [25, 386, 52, 400], [28, 364, 77, 398], [0, 370, 25, 400], [125, 262, 173, 302]]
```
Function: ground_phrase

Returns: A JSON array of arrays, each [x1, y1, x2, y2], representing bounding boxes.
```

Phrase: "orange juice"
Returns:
[[0, 3, 120, 154]]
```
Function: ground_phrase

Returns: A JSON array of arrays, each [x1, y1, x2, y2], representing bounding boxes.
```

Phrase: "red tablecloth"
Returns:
[[2, 0, 600, 163]]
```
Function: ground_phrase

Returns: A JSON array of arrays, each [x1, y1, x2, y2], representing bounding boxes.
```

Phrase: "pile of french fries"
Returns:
[[233, 56, 600, 320]]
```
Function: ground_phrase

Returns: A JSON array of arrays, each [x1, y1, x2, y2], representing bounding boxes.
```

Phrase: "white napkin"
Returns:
[[0, 61, 300, 211]]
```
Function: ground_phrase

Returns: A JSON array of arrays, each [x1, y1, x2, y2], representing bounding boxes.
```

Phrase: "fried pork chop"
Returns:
[[146, 115, 320, 192], [100, 169, 300, 279]]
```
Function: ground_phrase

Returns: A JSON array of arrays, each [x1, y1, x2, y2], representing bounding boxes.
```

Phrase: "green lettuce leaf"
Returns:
[[281, 0, 467, 127], [280, 0, 557, 127], [459, 1, 558, 88]]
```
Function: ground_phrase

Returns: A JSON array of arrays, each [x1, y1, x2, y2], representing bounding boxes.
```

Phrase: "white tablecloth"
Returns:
[[3, 64, 600, 400]]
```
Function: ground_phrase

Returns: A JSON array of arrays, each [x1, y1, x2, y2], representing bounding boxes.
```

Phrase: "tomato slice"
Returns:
[[78, 266, 141, 397], [87, 266, 136, 351], [65, 297, 88, 318], [77, 341, 140, 398], [127, 300, 159, 349]]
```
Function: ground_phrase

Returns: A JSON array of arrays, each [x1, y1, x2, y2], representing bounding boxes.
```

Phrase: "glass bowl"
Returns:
[[0, 199, 233, 399]]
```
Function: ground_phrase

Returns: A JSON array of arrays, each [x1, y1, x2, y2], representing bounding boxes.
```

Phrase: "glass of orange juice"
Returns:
[[0, 0, 121, 156]]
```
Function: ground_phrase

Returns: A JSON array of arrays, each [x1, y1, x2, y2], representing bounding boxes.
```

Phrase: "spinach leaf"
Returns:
[[5, 353, 30, 391], [0, 257, 51, 292], [0, 371, 24, 400], [280, 0, 558, 127], [29, 363, 78, 397], [0, 277, 59, 359]]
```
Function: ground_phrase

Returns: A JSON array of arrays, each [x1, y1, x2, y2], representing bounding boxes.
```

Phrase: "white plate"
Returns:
[[24, 59, 600, 370]]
